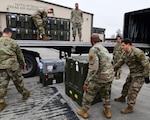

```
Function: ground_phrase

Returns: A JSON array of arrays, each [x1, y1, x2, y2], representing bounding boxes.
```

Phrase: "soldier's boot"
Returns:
[[77, 109, 89, 119], [115, 71, 120, 80], [120, 106, 133, 114], [79, 36, 82, 42], [115, 74, 120, 80], [0, 102, 6, 112], [114, 71, 117, 77], [22, 90, 30, 100], [42, 34, 52, 40], [37, 34, 42, 40], [73, 36, 76, 41], [103, 108, 112, 118], [114, 95, 126, 102], [37, 35, 41, 40], [79, 38, 82, 42]]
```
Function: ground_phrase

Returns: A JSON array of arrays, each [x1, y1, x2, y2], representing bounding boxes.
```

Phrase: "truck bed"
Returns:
[[17, 40, 150, 56]]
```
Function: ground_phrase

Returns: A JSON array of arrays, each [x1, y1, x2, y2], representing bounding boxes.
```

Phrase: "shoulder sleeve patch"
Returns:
[[89, 51, 96, 65]]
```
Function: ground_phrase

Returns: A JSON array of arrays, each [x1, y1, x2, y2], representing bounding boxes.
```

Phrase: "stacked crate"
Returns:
[[6, 14, 35, 40], [50, 18, 70, 41], [6, 13, 70, 40], [65, 56, 102, 106]]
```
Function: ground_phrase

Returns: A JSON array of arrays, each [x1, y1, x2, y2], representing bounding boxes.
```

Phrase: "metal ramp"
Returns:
[[0, 82, 79, 120]]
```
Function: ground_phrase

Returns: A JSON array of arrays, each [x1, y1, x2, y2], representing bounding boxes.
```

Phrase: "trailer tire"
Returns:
[[22, 53, 38, 78]]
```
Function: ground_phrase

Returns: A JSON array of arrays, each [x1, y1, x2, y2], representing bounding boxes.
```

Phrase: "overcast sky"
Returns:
[[43, 0, 150, 37]]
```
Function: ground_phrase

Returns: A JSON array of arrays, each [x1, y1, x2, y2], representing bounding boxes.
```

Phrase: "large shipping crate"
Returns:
[[65, 56, 102, 106], [39, 59, 65, 86]]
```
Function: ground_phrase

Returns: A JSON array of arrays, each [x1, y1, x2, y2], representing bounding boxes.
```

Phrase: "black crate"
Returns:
[[73, 59, 88, 92], [45, 30, 51, 37], [50, 18, 60, 30], [64, 20, 70, 31], [39, 72, 64, 87], [50, 30, 59, 40], [65, 57, 76, 87], [10, 28, 24, 40], [73, 88, 102, 107], [63, 31, 70, 41], [24, 29, 32, 40], [6, 14, 18, 28], [24, 15, 33, 29], [16, 14, 25, 28], [45, 17, 51, 30], [65, 83, 75, 101]]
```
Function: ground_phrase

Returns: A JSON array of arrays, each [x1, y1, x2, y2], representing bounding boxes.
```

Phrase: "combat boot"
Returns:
[[22, 90, 30, 100], [115, 71, 120, 80], [37, 34, 42, 40], [42, 34, 52, 40], [103, 108, 112, 118], [77, 109, 89, 119], [0, 102, 6, 112], [115, 75, 120, 80], [73, 36, 76, 41], [120, 106, 133, 114], [114, 95, 126, 102], [79, 37, 82, 42]]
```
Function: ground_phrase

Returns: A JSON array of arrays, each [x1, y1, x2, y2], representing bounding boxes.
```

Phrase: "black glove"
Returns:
[[145, 77, 150, 84]]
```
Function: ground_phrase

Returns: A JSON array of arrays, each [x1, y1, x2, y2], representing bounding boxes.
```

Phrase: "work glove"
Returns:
[[83, 84, 88, 91], [145, 77, 150, 84]]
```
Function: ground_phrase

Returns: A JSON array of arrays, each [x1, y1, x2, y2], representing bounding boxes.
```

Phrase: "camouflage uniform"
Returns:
[[70, 8, 83, 40], [113, 42, 123, 78], [0, 31, 2, 37], [82, 42, 114, 111], [114, 46, 150, 107], [32, 9, 47, 37], [0, 36, 28, 103]]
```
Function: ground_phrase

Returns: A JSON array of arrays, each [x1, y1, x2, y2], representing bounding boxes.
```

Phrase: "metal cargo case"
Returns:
[[65, 57, 76, 86], [65, 56, 89, 92], [65, 83, 101, 107], [50, 18, 60, 30], [39, 72, 64, 86], [10, 28, 25, 40], [6, 14, 24, 28], [24, 15, 33, 29], [73, 89, 102, 106], [41, 59, 65, 74], [72, 56, 88, 92]]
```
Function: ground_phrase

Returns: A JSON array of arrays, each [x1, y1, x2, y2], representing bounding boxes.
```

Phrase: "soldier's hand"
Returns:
[[83, 84, 88, 91], [145, 77, 150, 84], [22, 66, 26, 71]]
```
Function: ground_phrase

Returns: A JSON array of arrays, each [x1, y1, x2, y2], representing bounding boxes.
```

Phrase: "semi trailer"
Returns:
[[0, 1, 149, 78]]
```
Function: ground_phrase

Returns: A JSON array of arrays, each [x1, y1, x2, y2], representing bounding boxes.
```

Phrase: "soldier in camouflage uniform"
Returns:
[[77, 33, 114, 119], [114, 38, 150, 114], [113, 35, 123, 79], [32, 8, 53, 40], [0, 28, 30, 112], [70, 3, 83, 41]]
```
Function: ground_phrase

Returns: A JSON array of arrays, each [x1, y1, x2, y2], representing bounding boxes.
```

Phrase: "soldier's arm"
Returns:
[[114, 57, 124, 72], [84, 48, 99, 84], [15, 43, 26, 67], [70, 10, 73, 22], [136, 51, 150, 77], [43, 11, 47, 25], [81, 10, 83, 23]]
